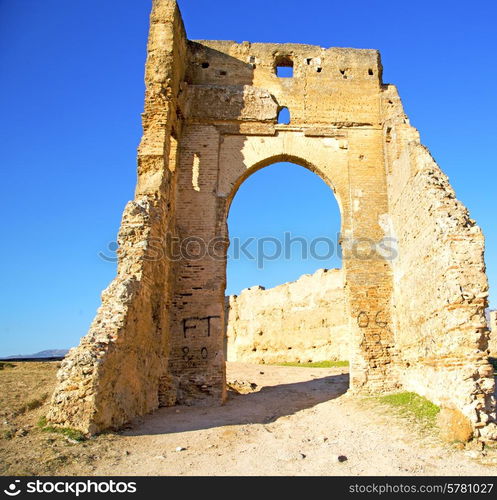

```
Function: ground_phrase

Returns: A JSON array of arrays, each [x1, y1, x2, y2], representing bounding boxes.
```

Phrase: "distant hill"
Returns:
[[3, 349, 69, 360]]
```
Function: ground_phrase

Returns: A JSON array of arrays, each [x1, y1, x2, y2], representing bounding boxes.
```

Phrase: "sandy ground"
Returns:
[[1, 361, 497, 476]]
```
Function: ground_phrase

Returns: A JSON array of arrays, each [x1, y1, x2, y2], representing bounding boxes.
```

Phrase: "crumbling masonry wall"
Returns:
[[226, 269, 348, 364], [47, 0, 187, 432], [382, 86, 496, 441], [489, 311, 497, 356], [47, 0, 496, 440]]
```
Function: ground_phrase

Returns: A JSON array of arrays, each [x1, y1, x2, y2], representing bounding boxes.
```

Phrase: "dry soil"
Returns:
[[1, 361, 496, 476]]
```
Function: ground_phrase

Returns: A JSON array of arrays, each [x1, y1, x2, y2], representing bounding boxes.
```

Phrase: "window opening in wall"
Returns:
[[275, 56, 294, 77], [277, 107, 290, 124]]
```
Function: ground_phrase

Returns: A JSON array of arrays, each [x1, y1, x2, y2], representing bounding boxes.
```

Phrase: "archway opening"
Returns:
[[225, 161, 349, 396]]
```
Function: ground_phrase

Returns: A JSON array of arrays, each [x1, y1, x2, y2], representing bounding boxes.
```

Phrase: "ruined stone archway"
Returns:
[[165, 126, 395, 405], [47, 0, 496, 441]]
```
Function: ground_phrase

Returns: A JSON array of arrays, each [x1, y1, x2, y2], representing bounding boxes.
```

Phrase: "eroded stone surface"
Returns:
[[47, 0, 495, 440], [226, 269, 348, 364], [489, 311, 497, 356], [437, 408, 475, 443]]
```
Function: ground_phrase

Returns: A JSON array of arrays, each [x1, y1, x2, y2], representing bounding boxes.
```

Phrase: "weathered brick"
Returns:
[[47, 0, 496, 442]]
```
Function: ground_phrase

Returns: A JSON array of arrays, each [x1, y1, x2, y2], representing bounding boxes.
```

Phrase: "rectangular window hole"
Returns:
[[386, 127, 392, 142], [275, 55, 294, 78], [276, 65, 293, 77]]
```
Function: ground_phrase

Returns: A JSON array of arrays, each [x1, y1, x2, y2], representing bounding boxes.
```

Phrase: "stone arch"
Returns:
[[224, 158, 347, 366], [217, 134, 350, 226], [225, 153, 343, 221], [47, 0, 496, 442]]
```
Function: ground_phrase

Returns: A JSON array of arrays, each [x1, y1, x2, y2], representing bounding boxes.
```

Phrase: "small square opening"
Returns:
[[277, 107, 290, 124], [275, 55, 294, 78]]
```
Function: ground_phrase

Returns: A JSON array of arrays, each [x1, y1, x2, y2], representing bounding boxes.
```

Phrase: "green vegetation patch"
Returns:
[[37, 416, 86, 442], [378, 391, 440, 425], [277, 360, 349, 368]]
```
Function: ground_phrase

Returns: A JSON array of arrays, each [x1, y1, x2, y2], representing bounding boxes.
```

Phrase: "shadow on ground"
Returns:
[[124, 373, 349, 436]]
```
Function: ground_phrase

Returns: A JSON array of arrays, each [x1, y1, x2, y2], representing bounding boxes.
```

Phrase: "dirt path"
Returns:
[[56, 363, 496, 476]]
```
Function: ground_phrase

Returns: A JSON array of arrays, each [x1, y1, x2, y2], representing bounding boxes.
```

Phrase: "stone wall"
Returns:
[[47, 0, 187, 433], [382, 85, 496, 441], [226, 268, 348, 364], [175, 39, 396, 396], [46, 0, 496, 440], [489, 311, 497, 357]]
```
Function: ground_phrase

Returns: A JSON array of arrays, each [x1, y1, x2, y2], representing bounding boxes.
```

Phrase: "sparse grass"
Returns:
[[14, 393, 49, 416], [37, 416, 86, 442], [0, 362, 16, 370], [25, 395, 47, 411], [277, 360, 349, 368], [2, 429, 14, 440], [0, 361, 95, 475], [377, 391, 440, 427]]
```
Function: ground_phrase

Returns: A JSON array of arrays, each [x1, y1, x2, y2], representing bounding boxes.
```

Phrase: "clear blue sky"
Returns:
[[1, 0, 495, 356]]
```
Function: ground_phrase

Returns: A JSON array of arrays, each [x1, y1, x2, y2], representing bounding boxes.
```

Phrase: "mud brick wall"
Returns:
[[488, 311, 497, 357], [47, 0, 187, 432], [47, 0, 496, 441], [226, 269, 348, 364], [382, 85, 496, 441]]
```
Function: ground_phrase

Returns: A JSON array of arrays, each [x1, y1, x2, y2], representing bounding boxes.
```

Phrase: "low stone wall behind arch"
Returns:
[[225, 268, 349, 364]]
